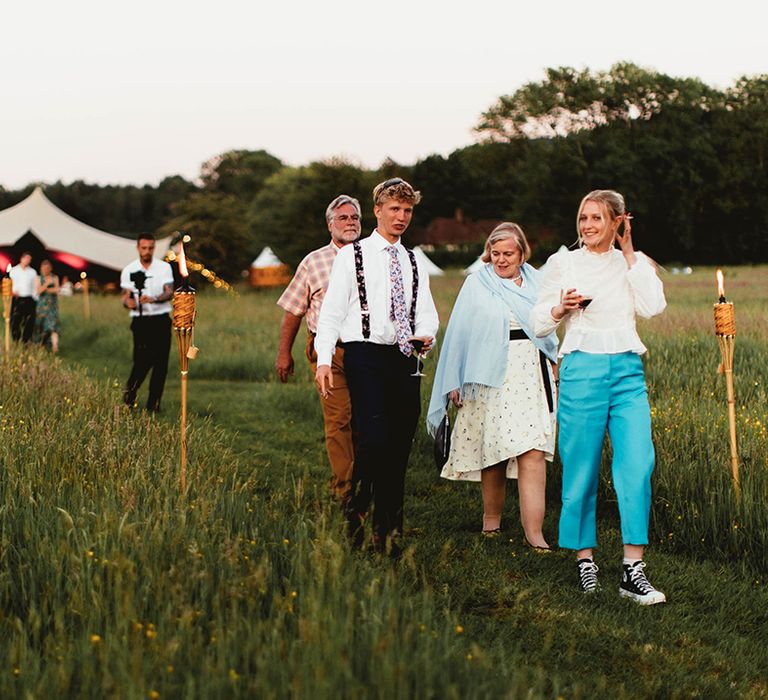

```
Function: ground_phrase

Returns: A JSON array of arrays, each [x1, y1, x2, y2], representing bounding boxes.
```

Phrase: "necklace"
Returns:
[[510, 273, 522, 282]]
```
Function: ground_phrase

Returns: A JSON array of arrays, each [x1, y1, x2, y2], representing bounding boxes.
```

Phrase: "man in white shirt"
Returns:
[[120, 233, 175, 412], [315, 178, 439, 554], [10, 252, 38, 343]]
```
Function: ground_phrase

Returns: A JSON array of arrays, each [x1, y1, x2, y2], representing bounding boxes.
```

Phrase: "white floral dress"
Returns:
[[440, 314, 556, 482]]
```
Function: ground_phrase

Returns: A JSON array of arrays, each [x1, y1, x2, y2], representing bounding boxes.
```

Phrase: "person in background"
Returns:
[[59, 276, 74, 297], [275, 194, 363, 502], [120, 233, 174, 412], [315, 178, 439, 556], [10, 251, 38, 343], [34, 259, 61, 353], [532, 189, 667, 605], [427, 223, 558, 548]]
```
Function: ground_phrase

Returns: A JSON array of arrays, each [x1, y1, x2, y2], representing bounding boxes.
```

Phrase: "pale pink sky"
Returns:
[[1, 0, 765, 189]]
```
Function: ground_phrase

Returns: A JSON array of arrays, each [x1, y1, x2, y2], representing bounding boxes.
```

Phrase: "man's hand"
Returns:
[[124, 296, 138, 310], [139, 294, 154, 305], [410, 335, 435, 354], [315, 365, 333, 398], [275, 351, 295, 383], [276, 311, 302, 384]]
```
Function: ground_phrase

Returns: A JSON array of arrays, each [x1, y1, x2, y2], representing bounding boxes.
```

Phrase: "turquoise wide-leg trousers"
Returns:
[[557, 351, 655, 550]]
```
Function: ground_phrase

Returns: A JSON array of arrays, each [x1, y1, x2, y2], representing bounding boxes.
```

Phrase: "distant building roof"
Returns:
[[410, 216, 502, 246]]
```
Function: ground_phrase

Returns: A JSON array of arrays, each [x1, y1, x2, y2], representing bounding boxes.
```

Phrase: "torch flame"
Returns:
[[716, 269, 725, 299], [5, 264, 10, 273], [80, 271, 87, 280], [178, 241, 189, 278]]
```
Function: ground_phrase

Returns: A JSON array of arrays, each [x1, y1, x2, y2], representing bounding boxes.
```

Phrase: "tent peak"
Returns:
[[0, 187, 171, 271]]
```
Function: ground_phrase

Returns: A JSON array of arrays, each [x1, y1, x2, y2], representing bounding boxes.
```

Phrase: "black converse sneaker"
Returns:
[[619, 561, 667, 605], [577, 558, 600, 593]]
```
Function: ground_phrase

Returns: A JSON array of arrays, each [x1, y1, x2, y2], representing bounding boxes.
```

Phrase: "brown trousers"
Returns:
[[306, 333, 354, 500]]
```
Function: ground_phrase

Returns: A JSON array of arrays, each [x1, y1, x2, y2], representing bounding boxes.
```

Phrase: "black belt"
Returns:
[[509, 329, 554, 413]]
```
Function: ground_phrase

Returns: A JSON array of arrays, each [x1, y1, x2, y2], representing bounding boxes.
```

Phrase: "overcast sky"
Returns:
[[1, 0, 765, 189]]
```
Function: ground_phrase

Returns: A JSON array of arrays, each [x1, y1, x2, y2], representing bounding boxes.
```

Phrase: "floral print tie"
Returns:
[[387, 246, 414, 356]]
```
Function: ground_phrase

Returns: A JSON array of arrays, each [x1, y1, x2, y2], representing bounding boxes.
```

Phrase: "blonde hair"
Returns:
[[372, 177, 422, 207], [481, 222, 531, 263], [576, 189, 625, 247]]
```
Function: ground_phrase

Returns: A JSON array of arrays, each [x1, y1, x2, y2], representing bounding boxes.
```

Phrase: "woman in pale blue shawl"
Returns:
[[427, 224, 558, 548]]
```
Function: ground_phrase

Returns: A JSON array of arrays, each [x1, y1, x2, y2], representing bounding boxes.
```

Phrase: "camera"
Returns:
[[129, 270, 151, 316], [129, 269, 149, 291]]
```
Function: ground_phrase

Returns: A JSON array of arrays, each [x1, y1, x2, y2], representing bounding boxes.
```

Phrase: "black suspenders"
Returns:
[[352, 241, 419, 340], [353, 241, 371, 339], [406, 248, 419, 334]]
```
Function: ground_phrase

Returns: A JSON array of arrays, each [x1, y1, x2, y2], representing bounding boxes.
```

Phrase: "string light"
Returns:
[[165, 249, 236, 294]]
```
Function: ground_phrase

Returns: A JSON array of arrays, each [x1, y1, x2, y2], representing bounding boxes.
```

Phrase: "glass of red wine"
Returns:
[[409, 337, 426, 377], [577, 290, 594, 320]]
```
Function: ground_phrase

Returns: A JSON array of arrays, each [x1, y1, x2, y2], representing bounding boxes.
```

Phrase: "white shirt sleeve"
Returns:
[[627, 253, 667, 318], [314, 247, 354, 367], [413, 258, 439, 340], [120, 265, 132, 290], [532, 253, 565, 337]]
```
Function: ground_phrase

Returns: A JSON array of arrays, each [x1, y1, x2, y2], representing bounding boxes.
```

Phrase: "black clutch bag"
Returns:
[[433, 410, 451, 472]]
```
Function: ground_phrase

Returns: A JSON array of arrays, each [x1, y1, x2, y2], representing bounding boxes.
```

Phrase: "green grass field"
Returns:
[[1, 266, 767, 698]]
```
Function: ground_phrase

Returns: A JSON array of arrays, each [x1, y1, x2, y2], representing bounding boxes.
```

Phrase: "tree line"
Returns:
[[2, 63, 766, 279]]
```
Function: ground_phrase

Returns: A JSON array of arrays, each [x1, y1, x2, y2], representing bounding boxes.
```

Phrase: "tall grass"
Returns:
[[0, 349, 551, 698], [641, 267, 768, 572]]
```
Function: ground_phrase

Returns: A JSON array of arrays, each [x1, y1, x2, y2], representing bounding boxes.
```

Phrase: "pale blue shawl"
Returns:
[[426, 262, 558, 436]]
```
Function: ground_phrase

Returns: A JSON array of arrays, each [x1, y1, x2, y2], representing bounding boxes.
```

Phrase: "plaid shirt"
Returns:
[[277, 242, 339, 333]]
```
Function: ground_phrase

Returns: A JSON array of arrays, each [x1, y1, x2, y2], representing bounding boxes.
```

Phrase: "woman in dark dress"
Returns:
[[34, 259, 61, 353]]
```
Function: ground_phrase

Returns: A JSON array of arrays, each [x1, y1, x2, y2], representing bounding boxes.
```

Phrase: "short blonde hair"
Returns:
[[481, 222, 531, 263], [576, 190, 625, 247], [372, 177, 422, 207]]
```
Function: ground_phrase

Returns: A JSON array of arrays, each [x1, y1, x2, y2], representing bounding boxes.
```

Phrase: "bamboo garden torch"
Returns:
[[713, 269, 739, 498], [80, 271, 90, 320], [172, 241, 198, 493], [2, 264, 12, 354]]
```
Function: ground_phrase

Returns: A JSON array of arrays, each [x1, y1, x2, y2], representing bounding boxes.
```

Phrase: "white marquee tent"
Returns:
[[250, 246, 285, 268], [413, 246, 444, 276], [463, 256, 484, 275], [249, 246, 291, 288], [0, 186, 171, 270]]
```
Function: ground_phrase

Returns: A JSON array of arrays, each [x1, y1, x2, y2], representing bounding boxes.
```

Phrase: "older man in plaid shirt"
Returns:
[[275, 194, 362, 501]]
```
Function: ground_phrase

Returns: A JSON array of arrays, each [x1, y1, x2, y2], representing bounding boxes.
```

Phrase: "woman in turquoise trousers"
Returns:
[[533, 189, 667, 605]]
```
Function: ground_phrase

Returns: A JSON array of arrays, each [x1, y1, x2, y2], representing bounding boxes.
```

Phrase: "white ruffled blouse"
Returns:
[[532, 247, 666, 357]]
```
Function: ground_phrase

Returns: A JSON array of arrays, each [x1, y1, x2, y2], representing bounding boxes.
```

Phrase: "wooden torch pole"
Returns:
[[172, 240, 196, 495], [81, 272, 90, 320], [714, 269, 739, 500], [2, 275, 12, 354]]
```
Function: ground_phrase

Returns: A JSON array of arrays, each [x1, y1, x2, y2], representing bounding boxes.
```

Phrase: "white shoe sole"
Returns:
[[619, 588, 667, 605]]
